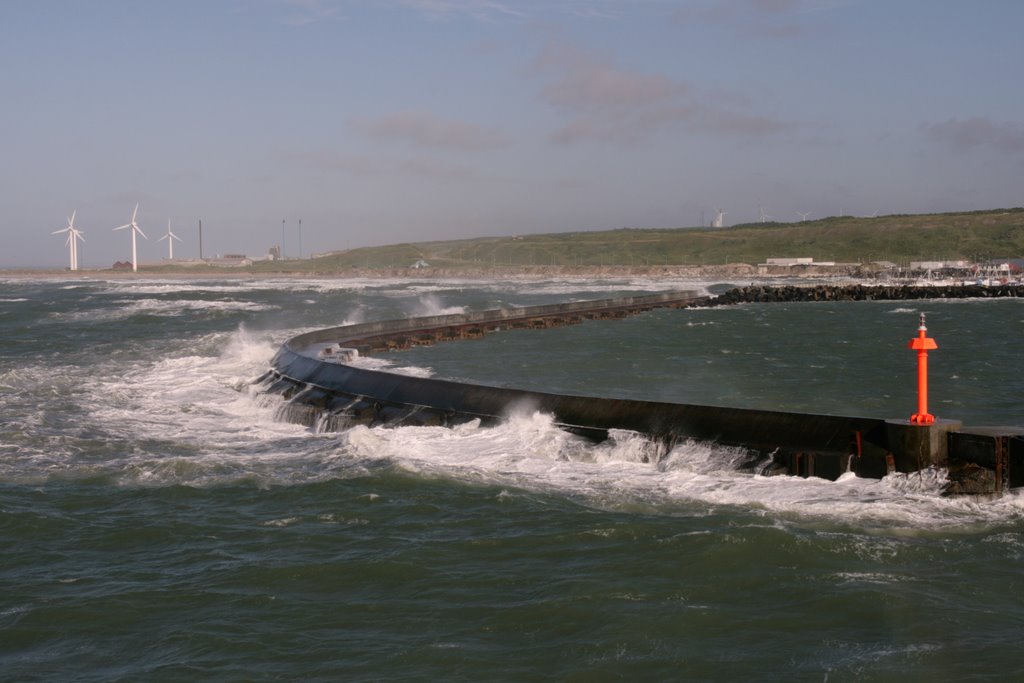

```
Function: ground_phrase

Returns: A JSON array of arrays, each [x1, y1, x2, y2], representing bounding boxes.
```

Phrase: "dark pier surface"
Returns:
[[256, 287, 1024, 495]]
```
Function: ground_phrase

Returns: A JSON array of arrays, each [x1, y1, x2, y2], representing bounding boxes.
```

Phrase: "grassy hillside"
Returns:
[[255, 208, 1024, 272]]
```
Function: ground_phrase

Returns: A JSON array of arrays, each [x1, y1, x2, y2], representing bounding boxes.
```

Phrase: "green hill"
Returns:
[[252, 208, 1024, 272]]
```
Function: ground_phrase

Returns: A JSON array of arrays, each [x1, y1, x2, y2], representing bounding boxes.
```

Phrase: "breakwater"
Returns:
[[257, 288, 1024, 495], [691, 283, 1024, 306]]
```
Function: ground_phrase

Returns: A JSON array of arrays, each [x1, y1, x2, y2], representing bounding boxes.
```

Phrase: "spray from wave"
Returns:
[[331, 410, 1024, 529], [411, 293, 466, 317], [8, 277, 1024, 532]]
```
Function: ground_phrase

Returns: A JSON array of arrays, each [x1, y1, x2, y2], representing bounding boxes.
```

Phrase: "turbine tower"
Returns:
[[114, 204, 147, 272], [797, 211, 811, 222], [159, 219, 182, 260], [759, 206, 771, 223], [711, 208, 726, 228], [53, 210, 85, 271]]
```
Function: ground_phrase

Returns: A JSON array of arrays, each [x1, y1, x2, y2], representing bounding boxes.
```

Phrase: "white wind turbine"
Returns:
[[759, 206, 771, 223], [114, 203, 147, 272], [797, 211, 812, 222], [158, 219, 182, 260], [53, 210, 85, 271], [711, 207, 726, 228]]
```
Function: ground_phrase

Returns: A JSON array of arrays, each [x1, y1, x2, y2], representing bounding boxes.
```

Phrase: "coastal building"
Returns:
[[764, 257, 814, 267], [207, 254, 253, 267]]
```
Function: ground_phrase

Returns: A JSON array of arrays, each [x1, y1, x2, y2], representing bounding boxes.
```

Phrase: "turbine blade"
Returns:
[[53, 227, 69, 235], [132, 203, 139, 221], [135, 227, 147, 239], [114, 224, 130, 231]]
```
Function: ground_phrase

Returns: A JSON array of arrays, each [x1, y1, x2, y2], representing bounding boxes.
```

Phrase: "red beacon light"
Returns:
[[908, 312, 938, 425]]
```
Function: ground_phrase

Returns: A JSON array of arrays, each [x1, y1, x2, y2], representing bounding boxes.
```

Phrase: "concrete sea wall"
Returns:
[[256, 288, 1024, 495]]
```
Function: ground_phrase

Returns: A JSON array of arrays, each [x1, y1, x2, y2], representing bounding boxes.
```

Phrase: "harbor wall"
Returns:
[[256, 288, 1024, 494]]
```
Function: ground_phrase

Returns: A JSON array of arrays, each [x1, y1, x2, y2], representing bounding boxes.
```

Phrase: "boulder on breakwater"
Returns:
[[691, 283, 1024, 307]]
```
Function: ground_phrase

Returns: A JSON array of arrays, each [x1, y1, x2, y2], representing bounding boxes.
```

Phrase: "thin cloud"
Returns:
[[280, 0, 342, 26], [533, 39, 792, 145], [397, 0, 526, 22], [352, 111, 509, 150], [750, 0, 801, 13], [922, 117, 1024, 153], [273, 149, 382, 174], [273, 147, 480, 181], [533, 39, 686, 141], [541, 64, 685, 111], [696, 109, 793, 136], [277, 1, 653, 26], [672, 0, 832, 40]]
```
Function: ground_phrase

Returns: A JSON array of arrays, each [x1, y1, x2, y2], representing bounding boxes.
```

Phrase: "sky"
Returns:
[[2, 0, 1023, 268]]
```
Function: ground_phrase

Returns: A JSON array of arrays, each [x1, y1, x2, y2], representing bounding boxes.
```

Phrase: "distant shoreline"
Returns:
[[0, 262, 842, 281]]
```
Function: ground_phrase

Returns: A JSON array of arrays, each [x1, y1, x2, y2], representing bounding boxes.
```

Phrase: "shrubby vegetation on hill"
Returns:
[[135, 208, 1024, 274], [263, 208, 1024, 272]]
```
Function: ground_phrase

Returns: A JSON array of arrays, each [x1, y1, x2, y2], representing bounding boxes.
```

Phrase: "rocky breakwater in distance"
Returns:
[[690, 283, 1024, 307]]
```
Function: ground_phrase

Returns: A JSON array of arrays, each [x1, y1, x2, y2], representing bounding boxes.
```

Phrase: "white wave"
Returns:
[[55, 276, 371, 296], [831, 571, 911, 585], [486, 278, 717, 297], [53, 298, 277, 321], [346, 355, 435, 378], [11, 276, 1023, 529], [11, 320, 1023, 532], [84, 332, 291, 444], [365, 276, 722, 299], [46, 275, 732, 302], [411, 293, 466, 317], [24, 305, 1007, 529], [332, 411, 1024, 530], [0, 323, 365, 487], [390, 365, 435, 378], [108, 283, 268, 295]]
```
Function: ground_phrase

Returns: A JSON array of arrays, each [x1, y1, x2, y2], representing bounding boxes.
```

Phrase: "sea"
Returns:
[[1, 275, 1023, 682]]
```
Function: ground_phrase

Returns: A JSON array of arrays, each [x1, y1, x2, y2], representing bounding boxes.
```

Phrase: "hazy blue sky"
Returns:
[[3, 0, 1022, 268]]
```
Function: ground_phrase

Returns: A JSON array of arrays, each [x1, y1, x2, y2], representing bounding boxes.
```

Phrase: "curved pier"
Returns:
[[256, 289, 1024, 495]]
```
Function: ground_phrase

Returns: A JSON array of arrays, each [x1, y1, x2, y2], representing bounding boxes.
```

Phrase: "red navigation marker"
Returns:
[[908, 313, 938, 424]]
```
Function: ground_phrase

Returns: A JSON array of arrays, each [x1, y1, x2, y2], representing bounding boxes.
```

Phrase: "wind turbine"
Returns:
[[114, 203, 147, 272], [759, 206, 771, 223], [158, 219, 182, 260], [711, 207, 726, 228], [53, 210, 85, 271], [797, 211, 811, 222]]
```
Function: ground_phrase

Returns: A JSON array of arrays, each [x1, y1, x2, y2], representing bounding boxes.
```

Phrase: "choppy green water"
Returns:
[[2, 277, 1023, 681]]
